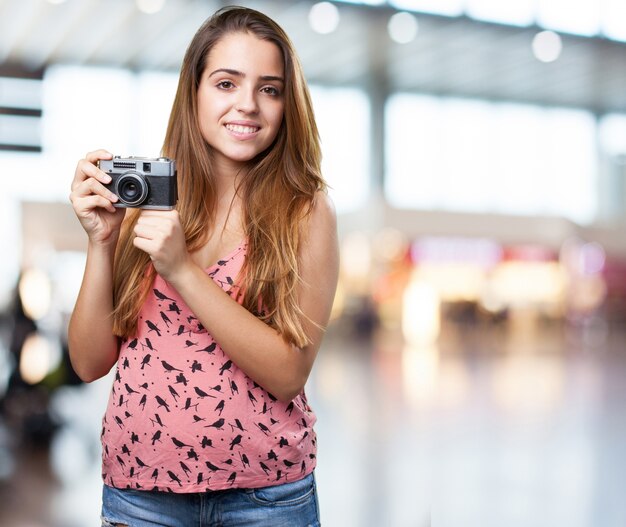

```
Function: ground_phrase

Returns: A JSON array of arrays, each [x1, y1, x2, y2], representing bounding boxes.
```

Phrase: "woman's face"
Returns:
[[197, 31, 285, 175]]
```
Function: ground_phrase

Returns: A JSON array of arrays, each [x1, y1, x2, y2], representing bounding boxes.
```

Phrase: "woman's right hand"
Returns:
[[70, 149, 126, 245]]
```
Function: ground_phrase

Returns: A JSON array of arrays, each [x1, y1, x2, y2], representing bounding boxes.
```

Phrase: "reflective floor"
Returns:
[[1, 315, 625, 527]]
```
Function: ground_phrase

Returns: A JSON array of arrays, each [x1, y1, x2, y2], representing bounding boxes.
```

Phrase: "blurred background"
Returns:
[[1, 0, 626, 526]]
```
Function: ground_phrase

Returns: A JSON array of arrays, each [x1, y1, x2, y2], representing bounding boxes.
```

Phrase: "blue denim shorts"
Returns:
[[101, 472, 320, 527]]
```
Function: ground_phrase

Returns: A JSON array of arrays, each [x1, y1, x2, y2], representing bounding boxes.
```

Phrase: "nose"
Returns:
[[235, 87, 259, 114]]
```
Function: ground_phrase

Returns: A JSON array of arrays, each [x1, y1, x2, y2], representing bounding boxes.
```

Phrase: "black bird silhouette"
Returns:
[[127, 338, 138, 350], [301, 460, 306, 473], [183, 398, 199, 411], [191, 361, 203, 373], [131, 432, 141, 444], [267, 449, 278, 461], [171, 437, 192, 449], [209, 384, 222, 392], [154, 288, 175, 301], [175, 325, 187, 337], [261, 402, 274, 415], [184, 340, 198, 348], [240, 452, 250, 468], [160, 311, 172, 327], [297, 417, 307, 430], [116, 455, 126, 468], [219, 360, 233, 376], [125, 383, 140, 395], [180, 461, 192, 476], [227, 472, 237, 486], [192, 415, 206, 423], [201, 436, 213, 448], [136, 456, 150, 468], [197, 472, 204, 484], [256, 422, 271, 436], [229, 419, 246, 432], [114, 416, 124, 429], [155, 395, 170, 412], [196, 343, 217, 354], [168, 470, 182, 486], [146, 320, 161, 337], [205, 461, 226, 472], [168, 385, 180, 401], [140, 354, 151, 369], [187, 449, 199, 461], [205, 418, 225, 430], [139, 394, 147, 410], [214, 400, 225, 416], [121, 444, 131, 456], [143, 338, 156, 352], [229, 435, 242, 450], [174, 373, 188, 386], [168, 302, 181, 315], [122, 357, 130, 369], [149, 414, 164, 427], [275, 470, 284, 481], [151, 468, 159, 482], [283, 459, 297, 468], [285, 402, 295, 416], [193, 387, 215, 399], [259, 461, 271, 475], [279, 436, 289, 448], [230, 380, 239, 395], [161, 360, 183, 372], [151, 430, 162, 445], [247, 390, 258, 406]]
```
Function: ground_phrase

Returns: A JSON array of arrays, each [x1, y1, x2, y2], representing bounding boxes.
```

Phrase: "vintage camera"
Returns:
[[99, 156, 177, 210]]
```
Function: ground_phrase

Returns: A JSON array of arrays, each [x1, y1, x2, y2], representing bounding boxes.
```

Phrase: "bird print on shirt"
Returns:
[[101, 241, 317, 493]]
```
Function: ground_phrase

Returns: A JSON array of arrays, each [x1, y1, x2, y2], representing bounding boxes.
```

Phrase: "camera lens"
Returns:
[[116, 172, 149, 206]]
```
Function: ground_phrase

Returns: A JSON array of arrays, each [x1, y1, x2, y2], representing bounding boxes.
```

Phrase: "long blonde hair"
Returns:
[[112, 6, 325, 347]]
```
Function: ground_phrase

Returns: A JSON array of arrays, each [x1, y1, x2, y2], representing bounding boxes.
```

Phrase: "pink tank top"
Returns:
[[101, 240, 317, 492]]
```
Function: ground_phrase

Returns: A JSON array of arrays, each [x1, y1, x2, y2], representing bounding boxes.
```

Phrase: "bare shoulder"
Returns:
[[306, 191, 337, 235], [300, 191, 338, 267]]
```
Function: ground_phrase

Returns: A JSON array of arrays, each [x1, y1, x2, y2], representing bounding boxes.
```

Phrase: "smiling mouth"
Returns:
[[225, 123, 260, 134]]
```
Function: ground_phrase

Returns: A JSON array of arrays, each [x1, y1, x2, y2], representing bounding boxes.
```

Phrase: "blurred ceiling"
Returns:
[[1, 0, 626, 114]]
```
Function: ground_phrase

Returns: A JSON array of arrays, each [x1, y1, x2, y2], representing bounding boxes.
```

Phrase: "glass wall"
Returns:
[[385, 93, 598, 224]]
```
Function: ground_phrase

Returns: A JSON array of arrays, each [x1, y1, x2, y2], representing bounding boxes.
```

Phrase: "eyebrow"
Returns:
[[208, 68, 284, 83]]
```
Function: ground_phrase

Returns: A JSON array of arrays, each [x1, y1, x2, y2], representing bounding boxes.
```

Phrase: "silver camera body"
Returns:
[[100, 156, 177, 210]]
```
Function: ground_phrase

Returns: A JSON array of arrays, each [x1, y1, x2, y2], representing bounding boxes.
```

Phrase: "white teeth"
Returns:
[[226, 124, 259, 134]]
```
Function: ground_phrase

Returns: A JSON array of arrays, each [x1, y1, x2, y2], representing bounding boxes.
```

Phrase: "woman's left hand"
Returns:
[[132, 209, 191, 282]]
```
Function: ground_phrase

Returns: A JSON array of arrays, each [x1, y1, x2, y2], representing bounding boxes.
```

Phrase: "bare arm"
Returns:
[[68, 240, 120, 382], [134, 193, 339, 402], [67, 150, 125, 382]]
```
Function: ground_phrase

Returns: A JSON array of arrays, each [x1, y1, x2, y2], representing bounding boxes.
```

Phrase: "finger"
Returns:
[[139, 209, 179, 221], [72, 158, 113, 191], [133, 235, 155, 256], [133, 223, 158, 240], [72, 150, 112, 190], [73, 194, 117, 214], [85, 149, 113, 164], [74, 177, 118, 203]]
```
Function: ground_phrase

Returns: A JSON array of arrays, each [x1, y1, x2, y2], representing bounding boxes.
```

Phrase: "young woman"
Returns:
[[68, 6, 338, 526]]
